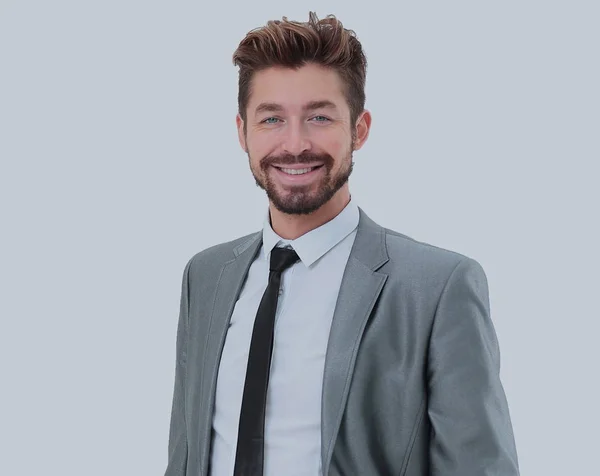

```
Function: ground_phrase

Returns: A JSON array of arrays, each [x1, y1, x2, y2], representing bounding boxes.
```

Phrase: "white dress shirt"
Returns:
[[208, 197, 359, 476]]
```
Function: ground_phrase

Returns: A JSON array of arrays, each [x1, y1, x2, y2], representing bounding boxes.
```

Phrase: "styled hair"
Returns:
[[232, 12, 367, 131]]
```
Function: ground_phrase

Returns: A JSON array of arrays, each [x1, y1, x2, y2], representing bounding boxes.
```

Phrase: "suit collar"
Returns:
[[235, 203, 388, 273]]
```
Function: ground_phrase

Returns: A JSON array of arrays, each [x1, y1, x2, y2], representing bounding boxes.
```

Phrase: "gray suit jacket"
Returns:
[[165, 207, 520, 475]]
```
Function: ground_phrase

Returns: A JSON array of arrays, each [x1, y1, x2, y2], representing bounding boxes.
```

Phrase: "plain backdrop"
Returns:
[[1, 1, 598, 475]]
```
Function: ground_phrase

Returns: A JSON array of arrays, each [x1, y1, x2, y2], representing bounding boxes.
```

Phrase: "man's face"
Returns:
[[237, 63, 363, 216]]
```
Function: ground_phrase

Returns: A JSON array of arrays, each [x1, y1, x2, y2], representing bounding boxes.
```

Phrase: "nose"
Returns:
[[281, 120, 311, 156]]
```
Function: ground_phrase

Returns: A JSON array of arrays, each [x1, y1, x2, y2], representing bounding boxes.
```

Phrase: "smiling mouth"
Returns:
[[273, 165, 324, 175], [270, 164, 326, 184]]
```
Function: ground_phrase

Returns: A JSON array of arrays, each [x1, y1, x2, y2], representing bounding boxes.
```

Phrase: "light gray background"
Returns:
[[1, 1, 598, 474]]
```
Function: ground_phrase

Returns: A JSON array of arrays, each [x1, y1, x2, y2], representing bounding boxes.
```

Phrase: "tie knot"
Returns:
[[269, 246, 300, 273]]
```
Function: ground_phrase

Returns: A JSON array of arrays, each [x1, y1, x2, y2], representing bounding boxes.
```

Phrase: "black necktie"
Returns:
[[233, 246, 300, 476]]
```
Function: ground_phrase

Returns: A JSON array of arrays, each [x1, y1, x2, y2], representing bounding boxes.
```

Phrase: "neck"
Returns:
[[269, 187, 351, 240]]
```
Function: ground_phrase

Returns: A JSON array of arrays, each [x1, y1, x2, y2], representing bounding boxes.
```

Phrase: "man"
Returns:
[[165, 12, 520, 476]]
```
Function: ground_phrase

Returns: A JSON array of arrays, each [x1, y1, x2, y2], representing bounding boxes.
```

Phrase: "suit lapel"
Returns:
[[320, 207, 389, 475], [197, 234, 262, 475]]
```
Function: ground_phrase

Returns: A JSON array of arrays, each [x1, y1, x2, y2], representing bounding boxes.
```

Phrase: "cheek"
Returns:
[[322, 137, 347, 157], [313, 128, 351, 155], [246, 134, 267, 156], [247, 136, 276, 169]]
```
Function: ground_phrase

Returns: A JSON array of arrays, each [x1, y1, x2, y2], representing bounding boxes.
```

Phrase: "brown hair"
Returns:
[[232, 12, 367, 132]]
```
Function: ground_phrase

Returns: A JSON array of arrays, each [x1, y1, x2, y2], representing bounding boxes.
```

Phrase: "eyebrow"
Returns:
[[254, 100, 338, 116]]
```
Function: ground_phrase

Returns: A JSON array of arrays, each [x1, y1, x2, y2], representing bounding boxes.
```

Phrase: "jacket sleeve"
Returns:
[[164, 258, 193, 476], [427, 257, 520, 475]]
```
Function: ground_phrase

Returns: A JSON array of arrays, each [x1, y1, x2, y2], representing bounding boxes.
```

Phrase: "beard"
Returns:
[[249, 148, 354, 216]]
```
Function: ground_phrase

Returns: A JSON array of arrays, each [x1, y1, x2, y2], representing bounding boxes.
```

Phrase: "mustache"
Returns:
[[264, 152, 333, 167]]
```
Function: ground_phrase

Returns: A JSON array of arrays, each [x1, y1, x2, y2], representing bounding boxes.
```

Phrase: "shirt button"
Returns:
[[278, 288, 283, 296]]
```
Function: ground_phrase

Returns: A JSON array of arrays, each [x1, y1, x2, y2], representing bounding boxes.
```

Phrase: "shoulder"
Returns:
[[381, 226, 486, 288], [182, 231, 260, 277]]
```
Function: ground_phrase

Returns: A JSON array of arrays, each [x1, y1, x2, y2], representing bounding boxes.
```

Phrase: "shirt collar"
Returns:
[[261, 196, 359, 268]]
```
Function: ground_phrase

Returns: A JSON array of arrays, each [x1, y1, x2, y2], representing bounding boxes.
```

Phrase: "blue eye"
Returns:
[[262, 117, 280, 124], [312, 116, 330, 122]]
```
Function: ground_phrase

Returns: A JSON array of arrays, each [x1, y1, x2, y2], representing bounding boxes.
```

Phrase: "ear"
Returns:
[[353, 109, 372, 151], [236, 114, 247, 152]]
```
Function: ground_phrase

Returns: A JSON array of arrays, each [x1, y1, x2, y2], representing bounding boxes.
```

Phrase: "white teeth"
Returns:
[[280, 167, 315, 175]]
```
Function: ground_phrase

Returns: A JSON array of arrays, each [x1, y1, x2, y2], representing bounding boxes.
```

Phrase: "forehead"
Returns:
[[248, 63, 347, 113]]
